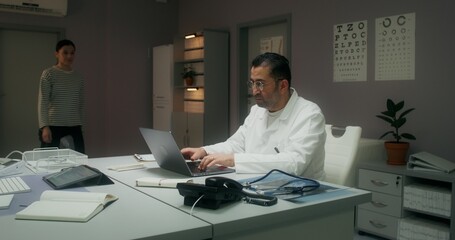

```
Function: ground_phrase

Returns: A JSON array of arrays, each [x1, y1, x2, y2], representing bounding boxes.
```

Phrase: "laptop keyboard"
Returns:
[[187, 161, 205, 173], [0, 176, 31, 195], [187, 161, 232, 176]]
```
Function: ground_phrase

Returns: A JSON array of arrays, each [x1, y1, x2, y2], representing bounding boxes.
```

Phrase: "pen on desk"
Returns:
[[274, 147, 280, 153]]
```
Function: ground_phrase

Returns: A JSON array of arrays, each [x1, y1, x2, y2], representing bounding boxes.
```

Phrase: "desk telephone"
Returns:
[[177, 176, 277, 209]]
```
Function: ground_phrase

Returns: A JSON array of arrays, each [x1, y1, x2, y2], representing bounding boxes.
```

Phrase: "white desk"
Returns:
[[0, 173, 211, 240], [89, 155, 371, 240]]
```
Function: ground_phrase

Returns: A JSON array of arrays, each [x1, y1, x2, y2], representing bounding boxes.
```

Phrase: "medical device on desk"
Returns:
[[0, 151, 26, 177], [242, 169, 321, 201], [22, 148, 88, 173]]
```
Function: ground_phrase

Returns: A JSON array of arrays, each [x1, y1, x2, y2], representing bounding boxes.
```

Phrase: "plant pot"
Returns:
[[184, 77, 194, 86], [384, 141, 410, 165]]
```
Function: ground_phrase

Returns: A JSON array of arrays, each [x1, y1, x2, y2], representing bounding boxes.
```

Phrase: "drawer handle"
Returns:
[[371, 201, 387, 208], [369, 220, 387, 229], [370, 179, 389, 187]]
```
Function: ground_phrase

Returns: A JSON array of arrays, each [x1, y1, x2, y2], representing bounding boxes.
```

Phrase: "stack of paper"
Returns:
[[398, 216, 450, 240], [403, 183, 451, 217]]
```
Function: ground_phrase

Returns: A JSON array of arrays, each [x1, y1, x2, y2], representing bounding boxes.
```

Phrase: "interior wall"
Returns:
[[0, 0, 179, 157], [1, 0, 453, 161], [178, 0, 455, 161]]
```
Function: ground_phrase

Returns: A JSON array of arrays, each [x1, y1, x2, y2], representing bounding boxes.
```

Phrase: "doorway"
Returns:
[[0, 25, 64, 156], [237, 14, 292, 125]]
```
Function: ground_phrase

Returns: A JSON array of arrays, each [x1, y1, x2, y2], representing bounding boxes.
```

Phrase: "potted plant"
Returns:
[[376, 99, 416, 165], [182, 66, 196, 86]]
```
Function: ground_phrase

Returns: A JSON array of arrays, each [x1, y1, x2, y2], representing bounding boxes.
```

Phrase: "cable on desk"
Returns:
[[190, 194, 205, 216], [5, 150, 24, 159]]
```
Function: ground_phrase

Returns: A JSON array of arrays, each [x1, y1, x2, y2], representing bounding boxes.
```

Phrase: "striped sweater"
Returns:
[[38, 66, 84, 128]]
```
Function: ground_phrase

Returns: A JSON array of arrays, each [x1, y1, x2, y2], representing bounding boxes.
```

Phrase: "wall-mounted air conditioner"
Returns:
[[0, 0, 67, 17]]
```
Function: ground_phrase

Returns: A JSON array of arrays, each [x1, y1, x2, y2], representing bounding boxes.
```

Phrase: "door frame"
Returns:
[[0, 23, 65, 37], [237, 14, 292, 126], [0, 24, 65, 156]]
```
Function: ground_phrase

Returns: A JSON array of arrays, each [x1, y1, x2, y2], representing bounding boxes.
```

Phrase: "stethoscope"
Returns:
[[244, 169, 320, 196]]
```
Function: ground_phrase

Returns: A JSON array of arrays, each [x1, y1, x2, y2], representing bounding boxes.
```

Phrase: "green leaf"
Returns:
[[399, 108, 415, 119], [376, 115, 394, 124], [392, 118, 406, 128], [379, 131, 394, 139], [386, 99, 395, 112], [401, 133, 416, 140], [394, 101, 404, 112], [381, 110, 395, 118]]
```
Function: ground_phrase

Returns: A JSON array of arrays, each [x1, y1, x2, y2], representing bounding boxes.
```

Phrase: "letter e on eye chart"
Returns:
[[375, 13, 415, 81], [333, 20, 368, 82]]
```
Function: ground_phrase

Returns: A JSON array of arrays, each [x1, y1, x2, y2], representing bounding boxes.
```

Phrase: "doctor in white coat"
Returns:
[[181, 52, 326, 179]]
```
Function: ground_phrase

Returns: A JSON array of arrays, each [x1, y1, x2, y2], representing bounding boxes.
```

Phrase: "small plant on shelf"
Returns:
[[182, 66, 196, 86], [376, 98, 416, 143], [376, 98, 416, 165]]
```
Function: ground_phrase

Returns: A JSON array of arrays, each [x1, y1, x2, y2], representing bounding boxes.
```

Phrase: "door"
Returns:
[[153, 44, 173, 131], [0, 28, 61, 156], [171, 112, 203, 149], [237, 15, 291, 125]]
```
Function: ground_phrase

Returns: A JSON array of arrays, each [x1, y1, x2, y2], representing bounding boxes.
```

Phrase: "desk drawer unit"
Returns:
[[358, 169, 403, 196], [357, 208, 399, 239], [357, 169, 404, 239], [358, 192, 402, 217]]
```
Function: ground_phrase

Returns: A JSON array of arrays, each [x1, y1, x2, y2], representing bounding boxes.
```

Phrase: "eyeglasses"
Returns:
[[247, 80, 272, 91], [247, 79, 284, 91]]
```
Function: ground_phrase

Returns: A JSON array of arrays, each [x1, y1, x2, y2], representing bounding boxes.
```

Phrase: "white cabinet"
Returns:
[[357, 169, 404, 239], [171, 112, 203, 149], [357, 161, 454, 240], [152, 44, 173, 131]]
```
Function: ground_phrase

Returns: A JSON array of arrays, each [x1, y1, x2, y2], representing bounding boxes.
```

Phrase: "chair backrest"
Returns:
[[323, 124, 362, 186]]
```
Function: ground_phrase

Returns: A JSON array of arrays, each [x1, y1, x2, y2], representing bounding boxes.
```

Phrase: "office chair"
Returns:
[[323, 124, 362, 187]]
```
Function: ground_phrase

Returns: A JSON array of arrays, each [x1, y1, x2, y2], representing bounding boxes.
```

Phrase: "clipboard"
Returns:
[[43, 165, 114, 189]]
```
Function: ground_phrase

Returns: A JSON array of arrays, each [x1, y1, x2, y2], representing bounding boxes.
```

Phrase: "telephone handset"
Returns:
[[176, 176, 244, 209], [176, 176, 277, 209]]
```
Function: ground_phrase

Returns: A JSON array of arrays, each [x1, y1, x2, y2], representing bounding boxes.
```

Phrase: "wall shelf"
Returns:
[[171, 30, 229, 148]]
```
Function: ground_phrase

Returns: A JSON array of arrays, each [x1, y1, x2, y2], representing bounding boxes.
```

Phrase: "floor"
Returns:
[[354, 231, 388, 240]]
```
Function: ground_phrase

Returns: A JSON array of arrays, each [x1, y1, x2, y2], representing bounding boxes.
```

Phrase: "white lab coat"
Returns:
[[203, 88, 326, 179]]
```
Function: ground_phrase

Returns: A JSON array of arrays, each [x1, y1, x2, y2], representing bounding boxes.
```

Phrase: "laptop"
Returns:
[[139, 128, 235, 177]]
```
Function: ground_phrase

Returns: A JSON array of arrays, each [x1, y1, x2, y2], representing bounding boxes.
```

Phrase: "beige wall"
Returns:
[[178, 0, 455, 162]]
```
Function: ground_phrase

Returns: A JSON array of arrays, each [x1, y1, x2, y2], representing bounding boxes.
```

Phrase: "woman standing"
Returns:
[[38, 39, 85, 153]]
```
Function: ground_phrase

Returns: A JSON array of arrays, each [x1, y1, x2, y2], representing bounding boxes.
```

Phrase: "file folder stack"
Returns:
[[407, 152, 455, 173], [403, 183, 451, 217], [398, 216, 450, 240]]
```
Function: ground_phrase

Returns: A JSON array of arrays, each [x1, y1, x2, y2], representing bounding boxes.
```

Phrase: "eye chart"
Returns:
[[333, 20, 368, 82], [375, 13, 415, 81]]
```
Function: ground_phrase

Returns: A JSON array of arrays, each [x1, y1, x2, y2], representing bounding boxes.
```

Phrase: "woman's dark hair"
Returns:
[[56, 39, 76, 52], [251, 52, 292, 86]]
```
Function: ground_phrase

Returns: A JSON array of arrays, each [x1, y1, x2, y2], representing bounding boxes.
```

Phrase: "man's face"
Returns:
[[250, 65, 282, 112]]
